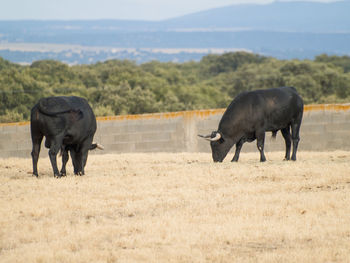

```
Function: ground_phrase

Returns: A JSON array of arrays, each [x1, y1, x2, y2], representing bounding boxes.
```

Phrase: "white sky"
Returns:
[[0, 0, 341, 21]]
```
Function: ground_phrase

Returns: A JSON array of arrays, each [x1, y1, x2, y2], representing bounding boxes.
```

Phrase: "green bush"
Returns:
[[1, 52, 350, 123]]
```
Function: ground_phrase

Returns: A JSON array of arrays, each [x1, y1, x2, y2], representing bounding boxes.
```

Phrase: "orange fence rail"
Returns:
[[1, 104, 349, 127]]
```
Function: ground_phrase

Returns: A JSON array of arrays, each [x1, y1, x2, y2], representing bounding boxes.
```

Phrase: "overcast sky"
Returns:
[[0, 0, 341, 21]]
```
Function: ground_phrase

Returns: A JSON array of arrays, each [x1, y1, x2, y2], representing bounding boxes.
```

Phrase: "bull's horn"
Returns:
[[198, 132, 221, 141], [198, 134, 211, 139], [92, 142, 105, 150], [96, 143, 104, 150]]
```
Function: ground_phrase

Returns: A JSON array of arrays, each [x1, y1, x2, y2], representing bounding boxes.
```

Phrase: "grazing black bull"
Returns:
[[30, 96, 102, 177], [199, 87, 303, 162]]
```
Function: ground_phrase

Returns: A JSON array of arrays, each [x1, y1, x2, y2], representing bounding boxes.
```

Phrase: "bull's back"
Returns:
[[258, 87, 303, 113], [219, 87, 303, 133], [31, 96, 97, 140], [59, 97, 97, 140], [68, 100, 97, 137], [261, 87, 303, 130]]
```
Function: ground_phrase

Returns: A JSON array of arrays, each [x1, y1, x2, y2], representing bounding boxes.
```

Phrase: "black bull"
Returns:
[[30, 96, 102, 177], [199, 87, 304, 162]]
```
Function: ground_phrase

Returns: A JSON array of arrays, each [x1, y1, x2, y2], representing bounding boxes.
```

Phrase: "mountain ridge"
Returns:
[[0, 1, 349, 33], [163, 1, 350, 33], [0, 1, 349, 63]]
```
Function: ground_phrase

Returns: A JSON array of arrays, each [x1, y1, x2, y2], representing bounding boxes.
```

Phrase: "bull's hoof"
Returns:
[[54, 174, 61, 178], [60, 172, 67, 177], [32, 173, 38, 177]]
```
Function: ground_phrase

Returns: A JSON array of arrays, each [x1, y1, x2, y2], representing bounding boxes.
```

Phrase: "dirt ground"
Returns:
[[0, 151, 350, 262]]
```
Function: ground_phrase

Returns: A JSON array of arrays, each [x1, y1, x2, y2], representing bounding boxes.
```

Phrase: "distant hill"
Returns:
[[1, 1, 348, 33], [164, 1, 350, 33], [0, 1, 349, 64]]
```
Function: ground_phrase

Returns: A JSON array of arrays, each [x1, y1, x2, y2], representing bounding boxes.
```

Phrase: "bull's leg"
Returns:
[[70, 139, 94, 176], [31, 135, 43, 177], [256, 130, 266, 162], [69, 150, 80, 175], [231, 139, 244, 162], [281, 127, 291, 160], [80, 151, 88, 176], [80, 140, 93, 176], [60, 148, 69, 177], [48, 137, 64, 178], [291, 121, 301, 161], [75, 152, 83, 176]]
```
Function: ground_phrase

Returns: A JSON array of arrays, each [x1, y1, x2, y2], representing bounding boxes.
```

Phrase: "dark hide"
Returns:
[[59, 142, 104, 176], [38, 96, 82, 116], [199, 87, 304, 162], [30, 96, 98, 177]]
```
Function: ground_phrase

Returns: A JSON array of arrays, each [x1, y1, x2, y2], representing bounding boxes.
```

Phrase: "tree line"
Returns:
[[1, 52, 350, 123]]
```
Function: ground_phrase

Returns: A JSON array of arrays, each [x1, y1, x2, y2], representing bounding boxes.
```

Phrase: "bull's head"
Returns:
[[198, 131, 233, 162]]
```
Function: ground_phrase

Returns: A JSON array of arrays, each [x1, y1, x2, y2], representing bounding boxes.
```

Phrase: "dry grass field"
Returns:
[[0, 151, 350, 262]]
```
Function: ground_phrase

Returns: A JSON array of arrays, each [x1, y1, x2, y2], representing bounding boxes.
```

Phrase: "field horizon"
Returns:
[[1, 151, 350, 262]]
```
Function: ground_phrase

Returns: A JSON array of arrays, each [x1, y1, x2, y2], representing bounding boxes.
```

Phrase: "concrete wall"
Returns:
[[0, 104, 350, 158]]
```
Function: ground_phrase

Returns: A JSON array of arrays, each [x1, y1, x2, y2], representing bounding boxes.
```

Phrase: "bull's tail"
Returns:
[[90, 142, 104, 150], [271, 130, 278, 140]]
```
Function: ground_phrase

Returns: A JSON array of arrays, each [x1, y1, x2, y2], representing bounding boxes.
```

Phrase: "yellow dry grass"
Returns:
[[0, 151, 350, 263]]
